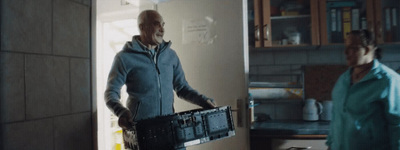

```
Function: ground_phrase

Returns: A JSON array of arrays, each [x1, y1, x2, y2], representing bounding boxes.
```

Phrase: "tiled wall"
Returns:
[[0, 0, 92, 149], [250, 45, 400, 120]]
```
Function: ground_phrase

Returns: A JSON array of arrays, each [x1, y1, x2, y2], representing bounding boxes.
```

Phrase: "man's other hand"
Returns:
[[204, 99, 217, 109], [118, 111, 134, 130]]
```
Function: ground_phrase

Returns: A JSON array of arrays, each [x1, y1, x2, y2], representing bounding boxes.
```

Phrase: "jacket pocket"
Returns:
[[131, 101, 141, 121]]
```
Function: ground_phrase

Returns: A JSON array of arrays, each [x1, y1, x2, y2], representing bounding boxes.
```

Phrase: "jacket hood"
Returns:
[[122, 35, 172, 53]]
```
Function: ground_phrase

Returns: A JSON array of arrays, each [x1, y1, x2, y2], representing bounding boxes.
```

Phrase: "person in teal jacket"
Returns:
[[104, 10, 216, 150], [327, 29, 400, 150]]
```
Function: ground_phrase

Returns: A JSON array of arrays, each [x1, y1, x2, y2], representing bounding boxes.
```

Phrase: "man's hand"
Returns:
[[118, 111, 134, 130], [204, 99, 217, 109]]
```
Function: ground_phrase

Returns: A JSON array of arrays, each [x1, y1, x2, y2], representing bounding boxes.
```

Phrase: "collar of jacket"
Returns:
[[365, 59, 384, 80], [343, 59, 384, 84], [123, 35, 172, 54]]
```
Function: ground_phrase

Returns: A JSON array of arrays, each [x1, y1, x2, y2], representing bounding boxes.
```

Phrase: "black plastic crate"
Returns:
[[126, 106, 235, 150]]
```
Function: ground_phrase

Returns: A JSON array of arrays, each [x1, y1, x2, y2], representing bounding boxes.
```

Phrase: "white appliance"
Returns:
[[303, 98, 322, 121]]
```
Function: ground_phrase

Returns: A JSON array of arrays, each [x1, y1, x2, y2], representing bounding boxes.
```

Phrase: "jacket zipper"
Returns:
[[146, 51, 162, 116], [155, 53, 162, 116], [157, 70, 162, 115]]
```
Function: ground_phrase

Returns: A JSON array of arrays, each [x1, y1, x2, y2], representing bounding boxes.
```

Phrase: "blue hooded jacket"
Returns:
[[327, 60, 400, 150], [105, 36, 212, 121]]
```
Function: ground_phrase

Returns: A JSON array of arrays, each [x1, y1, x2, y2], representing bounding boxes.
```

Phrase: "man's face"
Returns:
[[141, 12, 165, 45]]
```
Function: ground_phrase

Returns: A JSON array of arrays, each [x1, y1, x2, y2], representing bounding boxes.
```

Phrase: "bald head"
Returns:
[[137, 10, 165, 48], [137, 10, 160, 28]]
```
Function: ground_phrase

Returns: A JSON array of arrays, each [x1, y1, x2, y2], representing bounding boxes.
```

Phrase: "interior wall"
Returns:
[[249, 45, 400, 120], [249, 46, 400, 83], [0, 0, 93, 149]]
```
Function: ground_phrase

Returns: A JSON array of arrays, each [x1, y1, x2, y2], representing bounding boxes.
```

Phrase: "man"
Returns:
[[104, 10, 216, 149]]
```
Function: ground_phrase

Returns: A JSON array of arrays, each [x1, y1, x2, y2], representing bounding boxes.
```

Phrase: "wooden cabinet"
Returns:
[[319, 0, 400, 45], [373, 0, 400, 44], [252, 0, 320, 48], [251, 135, 327, 150], [250, 0, 400, 48], [272, 139, 327, 150]]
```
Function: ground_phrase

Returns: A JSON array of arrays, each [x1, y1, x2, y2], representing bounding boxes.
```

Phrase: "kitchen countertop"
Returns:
[[250, 120, 330, 138]]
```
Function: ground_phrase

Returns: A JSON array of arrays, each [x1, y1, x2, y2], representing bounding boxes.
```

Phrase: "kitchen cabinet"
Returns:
[[373, 0, 400, 44], [250, 121, 329, 150], [272, 139, 327, 150], [251, 0, 400, 48], [251, 136, 327, 150], [252, 0, 320, 48], [319, 0, 400, 45]]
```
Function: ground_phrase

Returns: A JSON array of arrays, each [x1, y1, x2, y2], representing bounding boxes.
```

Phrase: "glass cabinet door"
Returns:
[[374, 0, 400, 44], [253, 0, 319, 47], [320, 0, 374, 44]]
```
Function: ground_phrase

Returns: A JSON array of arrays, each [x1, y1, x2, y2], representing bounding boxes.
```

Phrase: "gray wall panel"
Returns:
[[25, 55, 70, 119], [70, 58, 91, 112], [53, 0, 90, 57], [54, 113, 92, 150], [4, 119, 53, 150], [1, 0, 52, 54], [0, 52, 25, 123]]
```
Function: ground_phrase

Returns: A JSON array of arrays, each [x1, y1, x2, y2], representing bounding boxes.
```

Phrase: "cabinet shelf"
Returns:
[[252, 0, 319, 48], [271, 15, 311, 20], [270, 44, 312, 47], [250, 45, 319, 51], [249, 82, 302, 88]]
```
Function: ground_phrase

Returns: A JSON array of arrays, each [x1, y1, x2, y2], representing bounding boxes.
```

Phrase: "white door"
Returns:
[[158, 0, 250, 150]]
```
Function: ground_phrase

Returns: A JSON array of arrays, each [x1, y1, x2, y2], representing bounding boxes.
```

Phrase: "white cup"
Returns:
[[320, 100, 333, 121]]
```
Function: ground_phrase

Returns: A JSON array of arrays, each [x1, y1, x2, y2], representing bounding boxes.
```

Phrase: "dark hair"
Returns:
[[348, 29, 382, 60]]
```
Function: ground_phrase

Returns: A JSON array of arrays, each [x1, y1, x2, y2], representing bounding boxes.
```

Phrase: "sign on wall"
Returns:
[[182, 17, 217, 45]]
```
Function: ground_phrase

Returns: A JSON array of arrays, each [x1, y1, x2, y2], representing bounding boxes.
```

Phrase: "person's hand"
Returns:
[[204, 99, 217, 109], [118, 111, 134, 130]]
